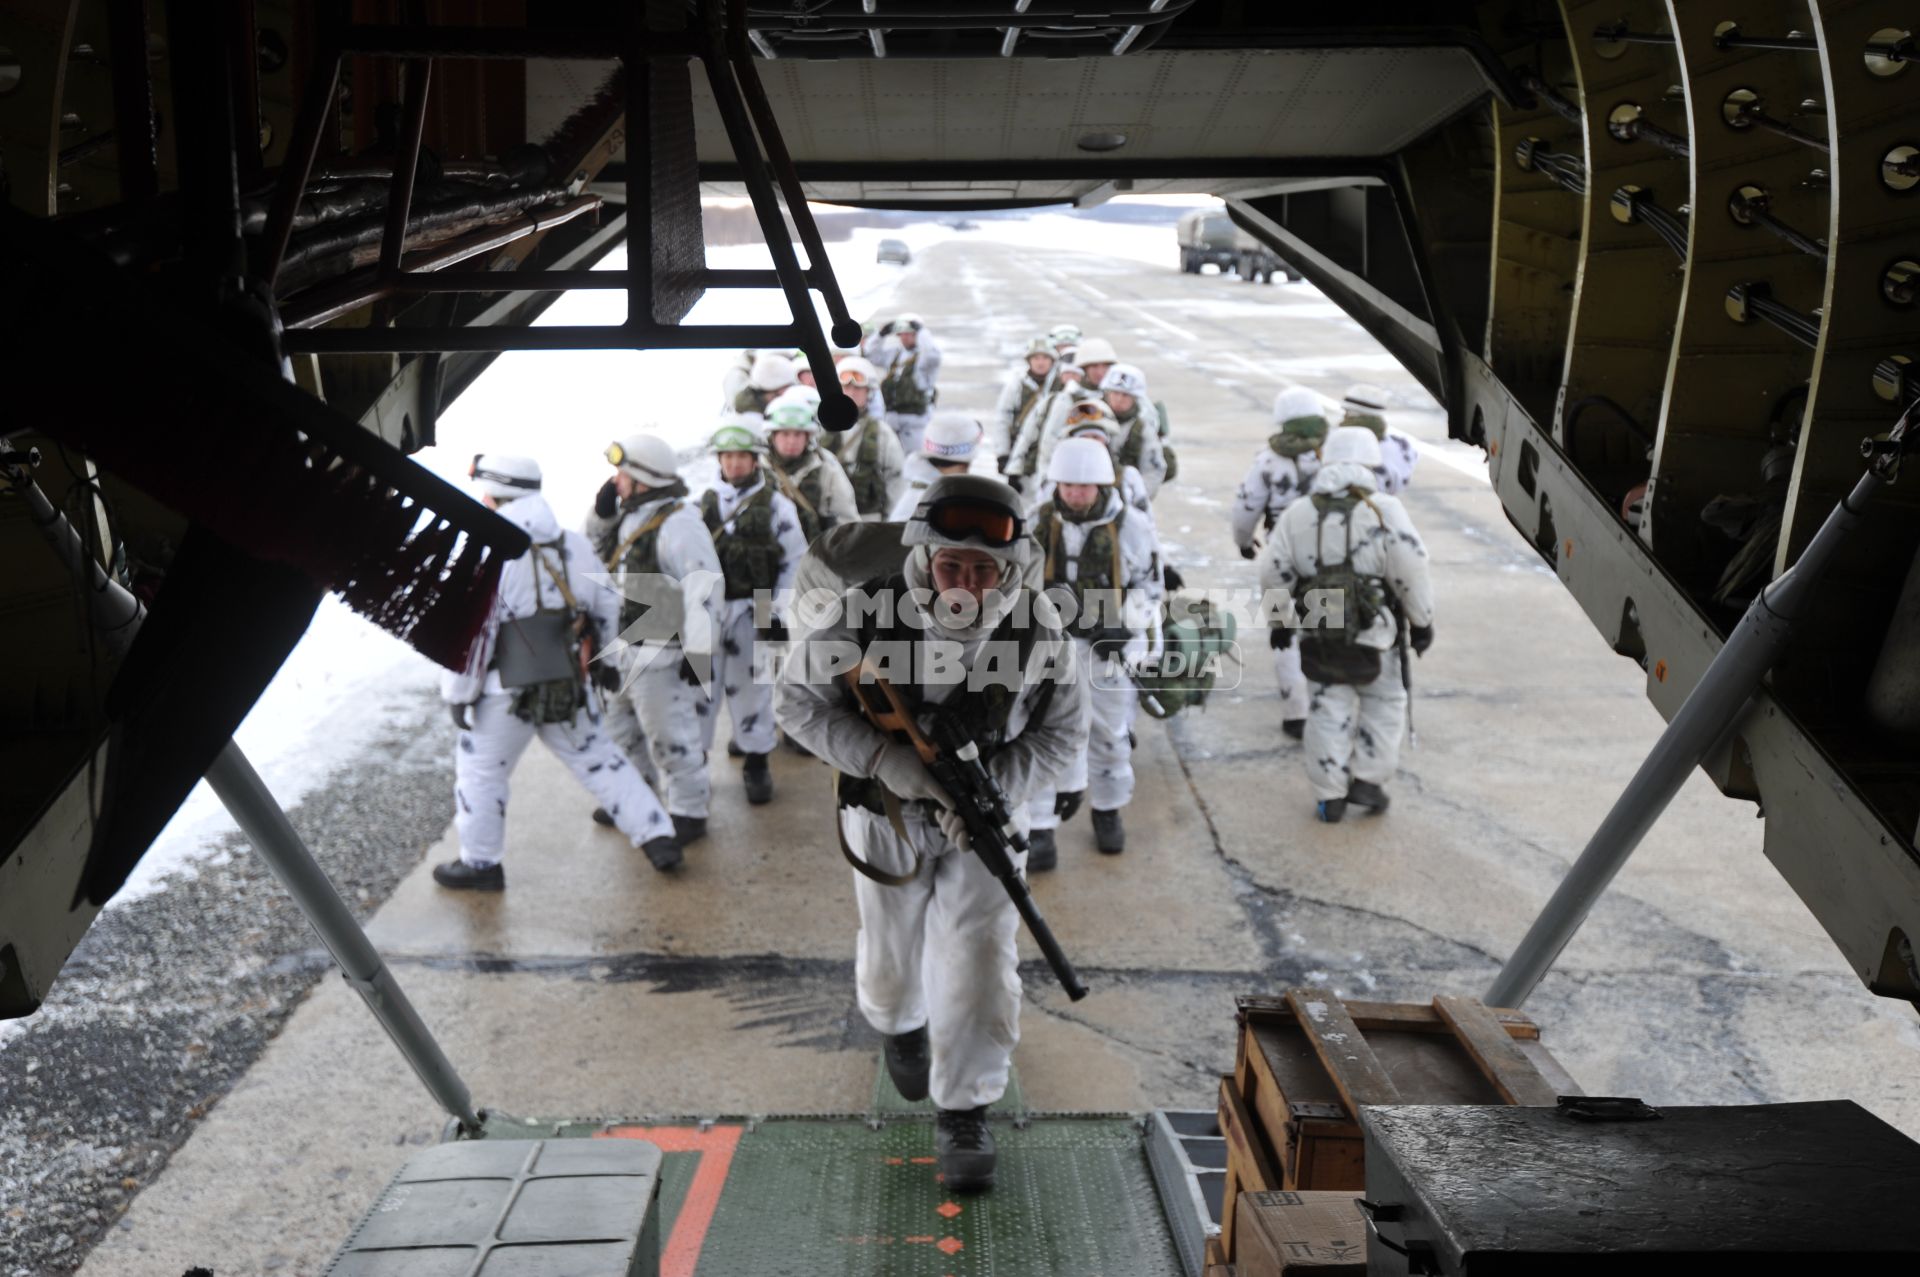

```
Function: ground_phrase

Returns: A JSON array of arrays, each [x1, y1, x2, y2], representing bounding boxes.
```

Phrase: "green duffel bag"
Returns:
[[1137, 595, 1238, 719]]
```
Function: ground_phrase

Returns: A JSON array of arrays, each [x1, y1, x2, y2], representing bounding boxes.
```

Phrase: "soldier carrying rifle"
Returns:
[[777, 476, 1088, 1192]]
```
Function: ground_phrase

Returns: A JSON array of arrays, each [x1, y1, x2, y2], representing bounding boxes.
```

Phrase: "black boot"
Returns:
[[1346, 779, 1390, 814], [432, 859, 504, 891], [591, 807, 615, 827], [1027, 827, 1058, 872], [641, 834, 683, 872], [1316, 798, 1347, 824], [672, 814, 708, 845], [883, 1026, 931, 1102], [743, 753, 774, 804], [1091, 808, 1126, 854], [935, 1106, 997, 1192], [727, 740, 745, 759], [1282, 718, 1306, 741]]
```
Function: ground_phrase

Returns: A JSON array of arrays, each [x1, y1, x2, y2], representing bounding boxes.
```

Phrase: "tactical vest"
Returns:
[[835, 573, 1056, 815], [842, 417, 890, 516], [1009, 386, 1054, 474], [608, 500, 684, 630], [732, 385, 771, 415], [701, 480, 783, 599], [881, 350, 930, 415], [1114, 409, 1148, 474], [772, 453, 826, 542], [1036, 500, 1128, 642]]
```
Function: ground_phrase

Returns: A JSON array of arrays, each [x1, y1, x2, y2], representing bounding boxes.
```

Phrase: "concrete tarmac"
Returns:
[[74, 233, 1920, 1276]]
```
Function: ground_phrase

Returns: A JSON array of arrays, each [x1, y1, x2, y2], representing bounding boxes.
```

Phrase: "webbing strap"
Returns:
[[605, 501, 682, 573], [831, 770, 921, 887]]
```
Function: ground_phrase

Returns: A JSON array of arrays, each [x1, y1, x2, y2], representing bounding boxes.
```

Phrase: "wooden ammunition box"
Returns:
[[1230, 989, 1580, 1196]]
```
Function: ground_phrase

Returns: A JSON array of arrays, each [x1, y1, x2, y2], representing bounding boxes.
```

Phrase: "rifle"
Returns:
[[1398, 615, 1417, 748], [842, 664, 1090, 1001]]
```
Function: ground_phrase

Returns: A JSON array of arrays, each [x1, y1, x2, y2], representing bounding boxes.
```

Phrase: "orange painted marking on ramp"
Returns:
[[599, 1124, 745, 1277], [937, 1236, 965, 1256], [909, 1156, 937, 1164], [936, 1201, 962, 1219]]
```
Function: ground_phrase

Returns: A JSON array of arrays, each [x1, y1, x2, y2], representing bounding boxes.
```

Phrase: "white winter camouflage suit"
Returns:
[[585, 488, 725, 819], [862, 329, 943, 456], [990, 363, 1056, 464], [776, 445, 862, 532], [705, 471, 809, 756], [442, 494, 674, 866], [1232, 444, 1320, 723], [1029, 393, 1167, 498], [776, 548, 1086, 1110], [1257, 460, 1434, 802], [1029, 488, 1164, 829]]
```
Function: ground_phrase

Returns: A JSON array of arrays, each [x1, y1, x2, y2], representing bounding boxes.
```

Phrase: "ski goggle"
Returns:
[[1065, 402, 1112, 428], [838, 367, 872, 389], [603, 441, 628, 467], [469, 454, 539, 489], [922, 498, 1023, 548]]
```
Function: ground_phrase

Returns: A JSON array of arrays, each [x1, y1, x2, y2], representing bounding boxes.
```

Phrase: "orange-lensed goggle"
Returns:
[[924, 499, 1023, 548]]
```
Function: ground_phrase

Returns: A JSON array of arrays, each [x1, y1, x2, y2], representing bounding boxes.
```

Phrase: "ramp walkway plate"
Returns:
[[468, 1061, 1179, 1275]]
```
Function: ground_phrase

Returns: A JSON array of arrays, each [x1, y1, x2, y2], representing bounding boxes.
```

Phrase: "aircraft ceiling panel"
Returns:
[[693, 49, 1489, 163]]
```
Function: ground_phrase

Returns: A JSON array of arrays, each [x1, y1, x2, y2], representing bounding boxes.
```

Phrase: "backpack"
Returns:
[[1136, 594, 1236, 719], [1293, 490, 1392, 685], [495, 538, 588, 723]]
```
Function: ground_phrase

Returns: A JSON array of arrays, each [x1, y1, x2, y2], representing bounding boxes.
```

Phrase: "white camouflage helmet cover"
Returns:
[[922, 409, 983, 461], [765, 388, 822, 436], [1047, 436, 1117, 485], [611, 432, 680, 486], [1073, 335, 1118, 366], [749, 351, 797, 391], [710, 411, 766, 453], [900, 473, 1031, 570], [469, 453, 542, 500], [1047, 322, 1082, 347], [1101, 362, 1148, 398], [835, 354, 879, 386], [1322, 424, 1384, 468], [1273, 384, 1329, 426]]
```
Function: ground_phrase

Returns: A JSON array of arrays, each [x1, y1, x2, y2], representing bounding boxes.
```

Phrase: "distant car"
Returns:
[[876, 238, 912, 265], [946, 218, 979, 231]]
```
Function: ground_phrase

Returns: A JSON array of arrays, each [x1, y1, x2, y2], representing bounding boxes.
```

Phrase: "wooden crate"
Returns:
[[1216, 1074, 1281, 1261], [1232, 988, 1580, 1197]]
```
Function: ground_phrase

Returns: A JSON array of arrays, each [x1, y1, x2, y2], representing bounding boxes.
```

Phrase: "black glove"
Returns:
[[1239, 543, 1257, 561], [1006, 474, 1025, 494], [1269, 626, 1294, 651], [594, 477, 619, 520], [1410, 624, 1434, 655], [879, 321, 896, 337], [1162, 565, 1185, 593], [678, 654, 704, 686], [757, 618, 789, 643], [1053, 789, 1085, 822], [996, 453, 1012, 475], [449, 702, 473, 730], [591, 660, 622, 692]]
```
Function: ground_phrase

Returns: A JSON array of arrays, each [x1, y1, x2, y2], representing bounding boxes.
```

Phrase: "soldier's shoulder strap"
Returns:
[[606, 501, 685, 572]]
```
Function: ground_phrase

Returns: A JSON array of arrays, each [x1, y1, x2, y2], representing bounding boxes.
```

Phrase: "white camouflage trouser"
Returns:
[[454, 691, 674, 867], [605, 649, 712, 818], [1304, 647, 1408, 802], [846, 805, 1026, 1111], [702, 602, 780, 756], [1273, 639, 1309, 723], [1027, 636, 1134, 829], [887, 410, 932, 457]]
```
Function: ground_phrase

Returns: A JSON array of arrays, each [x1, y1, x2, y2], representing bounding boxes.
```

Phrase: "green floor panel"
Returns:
[[466, 1110, 1181, 1275], [681, 1117, 1179, 1276], [869, 1055, 1026, 1119]]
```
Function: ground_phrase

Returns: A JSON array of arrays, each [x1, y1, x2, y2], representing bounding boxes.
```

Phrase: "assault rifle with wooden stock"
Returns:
[[841, 663, 1090, 1002]]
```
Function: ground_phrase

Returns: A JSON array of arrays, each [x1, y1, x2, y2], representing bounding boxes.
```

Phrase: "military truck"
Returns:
[[1175, 208, 1238, 274], [1231, 224, 1301, 284]]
